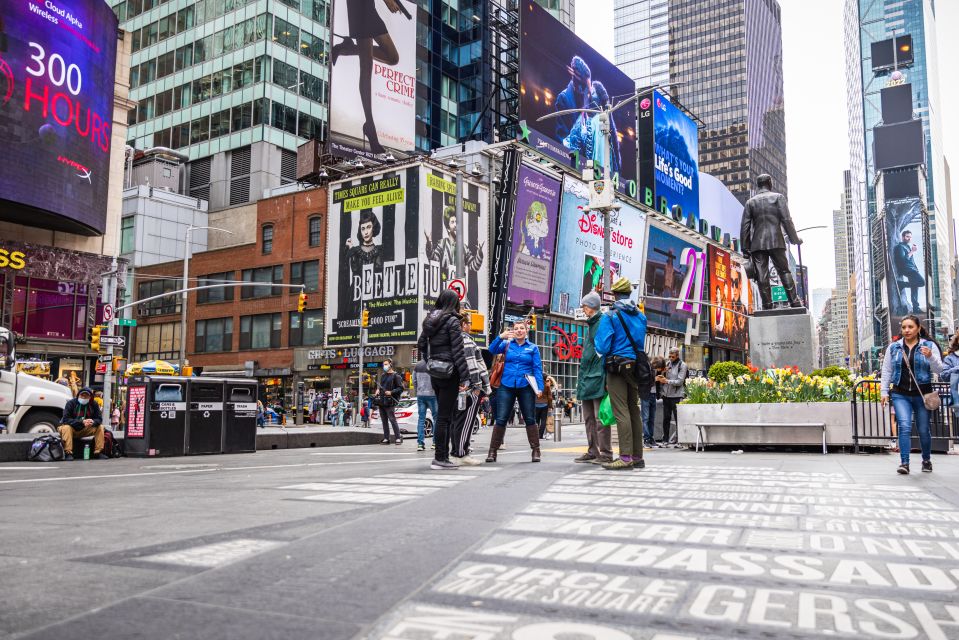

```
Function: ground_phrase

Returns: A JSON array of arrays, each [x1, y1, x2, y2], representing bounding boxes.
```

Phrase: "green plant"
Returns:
[[708, 361, 751, 383], [811, 366, 853, 382]]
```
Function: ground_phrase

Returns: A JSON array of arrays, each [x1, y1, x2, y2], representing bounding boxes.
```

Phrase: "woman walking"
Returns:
[[535, 376, 556, 440], [941, 335, 959, 421], [880, 315, 943, 474], [417, 290, 471, 470], [486, 320, 545, 463]]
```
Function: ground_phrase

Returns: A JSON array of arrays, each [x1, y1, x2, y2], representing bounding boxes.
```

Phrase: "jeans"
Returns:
[[951, 376, 958, 420], [380, 404, 400, 440], [536, 405, 549, 438], [417, 396, 437, 445], [641, 394, 658, 443], [661, 397, 680, 443], [432, 377, 460, 462], [891, 392, 932, 465], [494, 384, 537, 427]]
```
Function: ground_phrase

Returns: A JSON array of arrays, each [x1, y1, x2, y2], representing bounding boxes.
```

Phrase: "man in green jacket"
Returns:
[[574, 291, 612, 464]]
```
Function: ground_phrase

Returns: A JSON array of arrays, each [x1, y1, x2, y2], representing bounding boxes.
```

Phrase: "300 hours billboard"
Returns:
[[0, 0, 118, 235]]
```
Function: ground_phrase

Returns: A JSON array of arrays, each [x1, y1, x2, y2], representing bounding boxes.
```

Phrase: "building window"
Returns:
[[308, 215, 322, 247], [241, 266, 283, 299], [197, 271, 235, 304], [137, 279, 181, 316], [289, 309, 323, 346], [290, 260, 319, 293], [134, 322, 181, 361], [262, 224, 274, 254], [120, 217, 135, 255], [195, 317, 233, 353], [240, 313, 281, 349]]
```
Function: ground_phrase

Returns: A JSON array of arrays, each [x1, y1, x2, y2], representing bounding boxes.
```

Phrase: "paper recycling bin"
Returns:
[[223, 379, 258, 453], [125, 376, 187, 457], [186, 379, 225, 455]]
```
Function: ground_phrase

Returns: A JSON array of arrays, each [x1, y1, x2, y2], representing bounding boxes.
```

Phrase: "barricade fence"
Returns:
[[851, 380, 956, 454]]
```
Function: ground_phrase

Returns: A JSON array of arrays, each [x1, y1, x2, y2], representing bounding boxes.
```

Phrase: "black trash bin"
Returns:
[[224, 379, 258, 453], [186, 379, 225, 455], [125, 376, 187, 457]]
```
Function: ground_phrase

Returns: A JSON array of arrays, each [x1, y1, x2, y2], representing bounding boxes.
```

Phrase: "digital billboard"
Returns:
[[0, 0, 119, 236], [643, 225, 706, 335], [519, 1, 637, 191], [329, 0, 416, 159], [884, 198, 927, 333], [707, 245, 750, 351], [550, 177, 647, 317], [637, 89, 700, 225], [507, 165, 562, 308]]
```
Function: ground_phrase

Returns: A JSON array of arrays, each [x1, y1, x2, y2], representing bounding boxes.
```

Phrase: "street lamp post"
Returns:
[[795, 225, 828, 309], [179, 225, 233, 372]]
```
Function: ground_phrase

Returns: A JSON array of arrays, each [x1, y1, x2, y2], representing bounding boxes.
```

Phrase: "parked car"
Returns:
[[371, 398, 479, 438]]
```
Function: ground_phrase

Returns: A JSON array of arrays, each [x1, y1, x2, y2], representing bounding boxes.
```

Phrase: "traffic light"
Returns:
[[297, 292, 307, 313], [529, 314, 537, 331], [90, 325, 101, 351], [362, 308, 370, 328]]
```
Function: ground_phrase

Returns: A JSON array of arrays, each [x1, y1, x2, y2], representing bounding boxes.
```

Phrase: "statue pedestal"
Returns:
[[748, 310, 816, 372]]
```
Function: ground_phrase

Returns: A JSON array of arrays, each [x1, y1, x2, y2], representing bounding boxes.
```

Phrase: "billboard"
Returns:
[[637, 89, 700, 225], [707, 245, 750, 350], [643, 225, 706, 334], [550, 178, 647, 317], [884, 198, 927, 332], [328, 0, 416, 158], [0, 0, 119, 236], [507, 165, 562, 307], [325, 163, 489, 346], [519, 1, 637, 191]]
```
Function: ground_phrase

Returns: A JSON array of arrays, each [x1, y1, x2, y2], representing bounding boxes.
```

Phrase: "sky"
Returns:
[[575, 0, 959, 291]]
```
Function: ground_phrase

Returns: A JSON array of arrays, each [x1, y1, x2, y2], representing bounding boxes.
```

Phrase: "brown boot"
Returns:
[[486, 426, 506, 463], [525, 425, 541, 462]]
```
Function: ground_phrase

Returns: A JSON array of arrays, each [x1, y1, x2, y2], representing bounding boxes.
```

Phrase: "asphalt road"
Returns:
[[2, 426, 959, 640]]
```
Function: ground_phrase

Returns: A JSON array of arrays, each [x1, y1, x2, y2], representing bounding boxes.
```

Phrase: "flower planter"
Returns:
[[677, 402, 854, 447]]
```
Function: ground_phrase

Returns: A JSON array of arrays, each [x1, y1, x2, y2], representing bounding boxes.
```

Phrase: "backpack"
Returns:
[[103, 429, 124, 458], [27, 434, 65, 462]]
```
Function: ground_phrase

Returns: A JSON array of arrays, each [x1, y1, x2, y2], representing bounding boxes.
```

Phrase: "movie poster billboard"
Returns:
[[420, 167, 490, 321], [637, 90, 700, 225], [884, 198, 927, 332], [519, 1, 637, 190], [643, 225, 706, 334], [329, 0, 417, 158], [550, 178, 647, 317], [707, 245, 750, 350], [507, 165, 562, 307]]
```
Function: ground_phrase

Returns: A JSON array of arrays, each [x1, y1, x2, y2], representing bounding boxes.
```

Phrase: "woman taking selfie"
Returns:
[[486, 320, 544, 463], [880, 315, 943, 475]]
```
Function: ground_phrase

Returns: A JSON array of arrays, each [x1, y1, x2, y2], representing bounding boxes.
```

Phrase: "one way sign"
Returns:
[[100, 335, 126, 347]]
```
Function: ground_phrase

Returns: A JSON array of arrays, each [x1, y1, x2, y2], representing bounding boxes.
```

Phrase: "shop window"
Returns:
[[11, 276, 93, 342], [239, 313, 281, 349], [195, 317, 233, 353]]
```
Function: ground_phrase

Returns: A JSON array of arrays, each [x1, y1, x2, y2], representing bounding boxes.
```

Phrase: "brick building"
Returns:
[[134, 185, 328, 410]]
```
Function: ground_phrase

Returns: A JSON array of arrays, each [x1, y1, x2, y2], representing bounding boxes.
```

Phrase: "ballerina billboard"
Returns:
[[328, 0, 417, 159]]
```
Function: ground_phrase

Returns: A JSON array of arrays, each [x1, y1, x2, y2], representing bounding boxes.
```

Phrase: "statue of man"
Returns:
[[740, 174, 803, 310]]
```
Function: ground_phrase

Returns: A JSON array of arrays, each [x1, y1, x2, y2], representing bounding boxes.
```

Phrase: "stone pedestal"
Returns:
[[748, 311, 816, 372]]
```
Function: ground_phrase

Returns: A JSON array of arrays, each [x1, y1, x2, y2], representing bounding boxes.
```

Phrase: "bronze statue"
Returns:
[[740, 175, 803, 310]]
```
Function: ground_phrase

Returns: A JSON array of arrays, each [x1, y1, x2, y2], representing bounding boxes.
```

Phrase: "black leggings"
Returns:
[[432, 377, 459, 461]]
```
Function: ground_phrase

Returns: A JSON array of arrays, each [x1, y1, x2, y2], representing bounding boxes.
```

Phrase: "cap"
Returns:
[[611, 276, 633, 294]]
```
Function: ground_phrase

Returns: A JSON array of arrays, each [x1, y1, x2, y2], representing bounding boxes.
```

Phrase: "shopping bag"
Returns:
[[598, 395, 616, 428]]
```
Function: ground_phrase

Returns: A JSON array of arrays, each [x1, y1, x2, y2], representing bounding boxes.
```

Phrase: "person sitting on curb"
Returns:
[[57, 387, 108, 461]]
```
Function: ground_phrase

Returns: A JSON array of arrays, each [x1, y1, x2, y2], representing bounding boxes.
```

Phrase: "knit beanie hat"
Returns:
[[580, 291, 602, 310]]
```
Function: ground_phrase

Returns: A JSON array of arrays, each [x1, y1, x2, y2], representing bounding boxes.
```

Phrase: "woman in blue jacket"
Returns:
[[880, 315, 943, 475], [486, 320, 544, 463], [941, 335, 959, 422]]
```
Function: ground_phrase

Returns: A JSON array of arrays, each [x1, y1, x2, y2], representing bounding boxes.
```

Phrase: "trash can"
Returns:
[[186, 378, 225, 455], [125, 376, 187, 457], [223, 379, 258, 453]]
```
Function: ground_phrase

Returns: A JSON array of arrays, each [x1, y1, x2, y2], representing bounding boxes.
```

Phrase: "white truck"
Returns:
[[0, 327, 74, 434]]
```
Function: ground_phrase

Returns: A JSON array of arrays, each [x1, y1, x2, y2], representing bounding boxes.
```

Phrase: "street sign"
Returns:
[[117, 318, 137, 327], [100, 335, 126, 347], [96, 362, 107, 374], [601, 291, 615, 305], [448, 278, 467, 301], [102, 304, 114, 323], [98, 354, 113, 363]]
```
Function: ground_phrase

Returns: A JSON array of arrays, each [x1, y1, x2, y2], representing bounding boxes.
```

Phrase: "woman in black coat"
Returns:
[[417, 290, 470, 469]]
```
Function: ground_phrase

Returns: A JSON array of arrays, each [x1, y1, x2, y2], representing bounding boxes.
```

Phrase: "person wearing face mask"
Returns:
[[376, 358, 406, 445], [57, 387, 107, 461]]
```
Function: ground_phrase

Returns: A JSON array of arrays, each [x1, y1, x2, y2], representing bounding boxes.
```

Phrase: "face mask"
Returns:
[[383, 365, 391, 372], [78, 398, 89, 406]]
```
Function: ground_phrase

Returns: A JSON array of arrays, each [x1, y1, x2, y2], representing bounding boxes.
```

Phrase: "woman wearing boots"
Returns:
[[486, 320, 544, 463]]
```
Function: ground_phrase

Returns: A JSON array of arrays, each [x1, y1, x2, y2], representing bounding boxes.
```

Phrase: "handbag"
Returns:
[[903, 344, 941, 411], [489, 354, 505, 389], [426, 340, 454, 379]]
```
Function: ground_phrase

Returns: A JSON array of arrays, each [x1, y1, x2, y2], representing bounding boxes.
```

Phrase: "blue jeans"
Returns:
[[641, 394, 657, 443], [891, 392, 932, 465], [951, 376, 958, 419], [417, 396, 437, 445], [495, 384, 537, 427]]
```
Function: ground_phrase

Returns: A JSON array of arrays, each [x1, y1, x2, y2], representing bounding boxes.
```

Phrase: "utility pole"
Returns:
[[358, 298, 366, 414], [101, 261, 117, 413], [455, 171, 465, 279]]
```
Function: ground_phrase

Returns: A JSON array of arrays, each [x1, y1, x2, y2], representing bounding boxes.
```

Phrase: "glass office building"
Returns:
[[613, 0, 669, 89]]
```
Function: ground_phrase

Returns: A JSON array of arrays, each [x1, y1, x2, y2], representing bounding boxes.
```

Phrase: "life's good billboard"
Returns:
[[507, 165, 561, 308], [550, 177, 647, 317], [328, 0, 416, 158], [0, 0, 118, 236]]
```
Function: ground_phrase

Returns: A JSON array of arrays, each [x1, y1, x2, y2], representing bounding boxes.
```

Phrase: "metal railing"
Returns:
[[851, 380, 956, 454]]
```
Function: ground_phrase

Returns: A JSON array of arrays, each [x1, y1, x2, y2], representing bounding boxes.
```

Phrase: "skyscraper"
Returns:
[[614, 0, 788, 203], [844, 0, 951, 364], [534, 0, 575, 30]]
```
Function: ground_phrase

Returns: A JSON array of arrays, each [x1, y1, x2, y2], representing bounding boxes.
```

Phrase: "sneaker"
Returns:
[[897, 464, 910, 475], [633, 458, 646, 469], [574, 454, 597, 463], [643, 440, 654, 450], [458, 455, 482, 466], [590, 456, 613, 465], [672, 443, 683, 449], [95, 453, 110, 460], [395, 437, 403, 446], [417, 443, 425, 451], [447, 457, 463, 467], [63, 454, 74, 461], [602, 458, 634, 471], [380, 438, 390, 445], [922, 460, 933, 473], [431, 459, 459, 470]]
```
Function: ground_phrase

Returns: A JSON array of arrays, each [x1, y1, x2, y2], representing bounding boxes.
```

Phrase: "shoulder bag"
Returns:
[[426, 333, 454, 380], [489, 353, 505, 389], [903, 343, 941, 411]]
